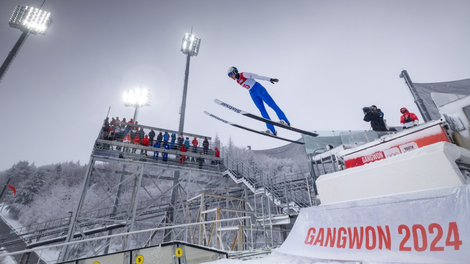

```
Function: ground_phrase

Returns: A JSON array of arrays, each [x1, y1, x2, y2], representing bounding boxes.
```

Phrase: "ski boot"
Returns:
[[263, 130, 277, 136], [279, 120, 290, 126]]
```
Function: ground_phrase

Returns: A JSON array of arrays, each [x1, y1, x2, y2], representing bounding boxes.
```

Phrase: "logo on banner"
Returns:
[[303, 222, 462, 252], [399, 142, 418, 153]]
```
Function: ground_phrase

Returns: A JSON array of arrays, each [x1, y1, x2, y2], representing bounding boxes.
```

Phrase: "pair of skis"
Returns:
[[205, 99, 318, 145]]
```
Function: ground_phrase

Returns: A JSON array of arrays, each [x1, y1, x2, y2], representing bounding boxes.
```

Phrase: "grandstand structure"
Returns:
[[0, 120, 316, 263]]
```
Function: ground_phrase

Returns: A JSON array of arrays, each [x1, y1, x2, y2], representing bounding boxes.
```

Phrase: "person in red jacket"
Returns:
[[141, 135, 150, 156], [214, 147, 220, 165], [179, 145, 187, 164], [132, 135, 140, 153], [191, 137, 198, 161], [400, 107, 419, 129]]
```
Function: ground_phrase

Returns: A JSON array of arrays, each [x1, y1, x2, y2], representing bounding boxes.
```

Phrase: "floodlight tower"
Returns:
[[0, 5, 52, 83], [178, 32, 201, 133], [165, 32, 201, 242], [123, 88, 151, 122]]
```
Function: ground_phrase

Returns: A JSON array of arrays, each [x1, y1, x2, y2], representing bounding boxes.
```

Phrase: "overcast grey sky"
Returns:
[[0, 0, 469, 171]]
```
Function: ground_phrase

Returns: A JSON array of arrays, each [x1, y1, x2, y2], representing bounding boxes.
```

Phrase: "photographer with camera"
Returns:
[[363, 105, 388, 132]]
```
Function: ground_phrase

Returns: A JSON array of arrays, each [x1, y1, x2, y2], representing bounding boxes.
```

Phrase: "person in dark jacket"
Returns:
[[137, 127, 145, 143], [149, 129, 156, 146], [202, 137, 209, 155], [363, 105, 388, 132], [156, 132, 163, 146]]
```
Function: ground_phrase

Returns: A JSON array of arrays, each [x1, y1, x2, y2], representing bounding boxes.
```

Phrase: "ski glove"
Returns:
[[270, 78, 279, 84]]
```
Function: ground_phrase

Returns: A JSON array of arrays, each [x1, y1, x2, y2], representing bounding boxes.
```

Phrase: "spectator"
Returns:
[[103, 118, 110, 134], [162, 143, 170, 162], [177, 134, 184, 149], [184, 137, 190, 149], [157, 132, 163, 146], [363, 105, 388, 132], [132, 135, 140, 153], [179, 145, 187, 164], [110, 117, 116, 126], [114, 124, 124, 150], [191, 137, 198, 161], [400, 107, 419, 129], [123, 132, 131, 152], [153, 141, 161, 160], [170, 133, 177, 149], [141, 135, 150, 155], [137, 127, 145, 143], [131, 125, 138, 140], [203, 137, 209, 155], [124, 123, 132, 140], [149, 129, 156, 146], [163, 132, 170, 145]]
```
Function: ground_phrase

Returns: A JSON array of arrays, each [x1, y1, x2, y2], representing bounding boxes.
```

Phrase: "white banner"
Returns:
[[278, 185, 470, 263]]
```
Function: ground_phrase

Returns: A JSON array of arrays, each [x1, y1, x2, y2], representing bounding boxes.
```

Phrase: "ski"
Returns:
[[204, 111, 305, 145], [214, 99, 318, 137]]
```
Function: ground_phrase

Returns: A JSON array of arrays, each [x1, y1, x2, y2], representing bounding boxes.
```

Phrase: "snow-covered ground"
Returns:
[[202, 251, 356, 264]]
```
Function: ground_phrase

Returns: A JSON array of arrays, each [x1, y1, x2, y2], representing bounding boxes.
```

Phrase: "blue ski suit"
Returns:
[[235, 72, 289, 134]]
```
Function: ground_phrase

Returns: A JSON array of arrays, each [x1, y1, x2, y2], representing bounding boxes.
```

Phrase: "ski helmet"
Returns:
[[227, 66, 238, 77]]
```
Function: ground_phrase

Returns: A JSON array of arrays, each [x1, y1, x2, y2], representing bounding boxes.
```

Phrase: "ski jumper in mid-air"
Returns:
[[227, 66, 290, 136]]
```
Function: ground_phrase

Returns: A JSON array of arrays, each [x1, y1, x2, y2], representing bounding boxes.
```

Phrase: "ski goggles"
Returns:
[[228, 72, 234, 77]]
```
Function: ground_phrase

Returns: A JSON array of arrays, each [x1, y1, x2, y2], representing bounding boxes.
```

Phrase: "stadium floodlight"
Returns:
[[180, 33, 201, 56], [0, 5, 53, 84], [9, 5, 53, 35], [123, 88, 151, 122], [178, 32, 201, 133]]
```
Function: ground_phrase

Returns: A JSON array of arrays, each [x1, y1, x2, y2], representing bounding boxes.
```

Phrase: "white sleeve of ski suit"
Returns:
[[243, 72, 271, 82]]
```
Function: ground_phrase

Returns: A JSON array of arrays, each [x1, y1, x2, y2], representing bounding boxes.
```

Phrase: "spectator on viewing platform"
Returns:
[[203, 137, 209, 155], [400, 107, 419, 129], [124, 123, 132, 139], [162, 143, 170, 162], [157, 132, 163, 146], [153, 141, 161, 160], [114, 124, 123, 150], [170, 133, 177, 149], [132, 135, 140, 153], [137, 127, 145, 143], [141, 135, 150, 155], [184, 137, 190, 149], [122, 117, 127, 123], [163, 132, 170, 145], [103, 118, 110, 133], [177, 134, 184, 150], [179, 145, 187, 164], [110, 117, 116, 126], [191, 137, 198, 161], [107, 122, 115, 135], [131, 125, 138, 140], [149, 129, 156, 146], [123, 132, 131, 152]]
